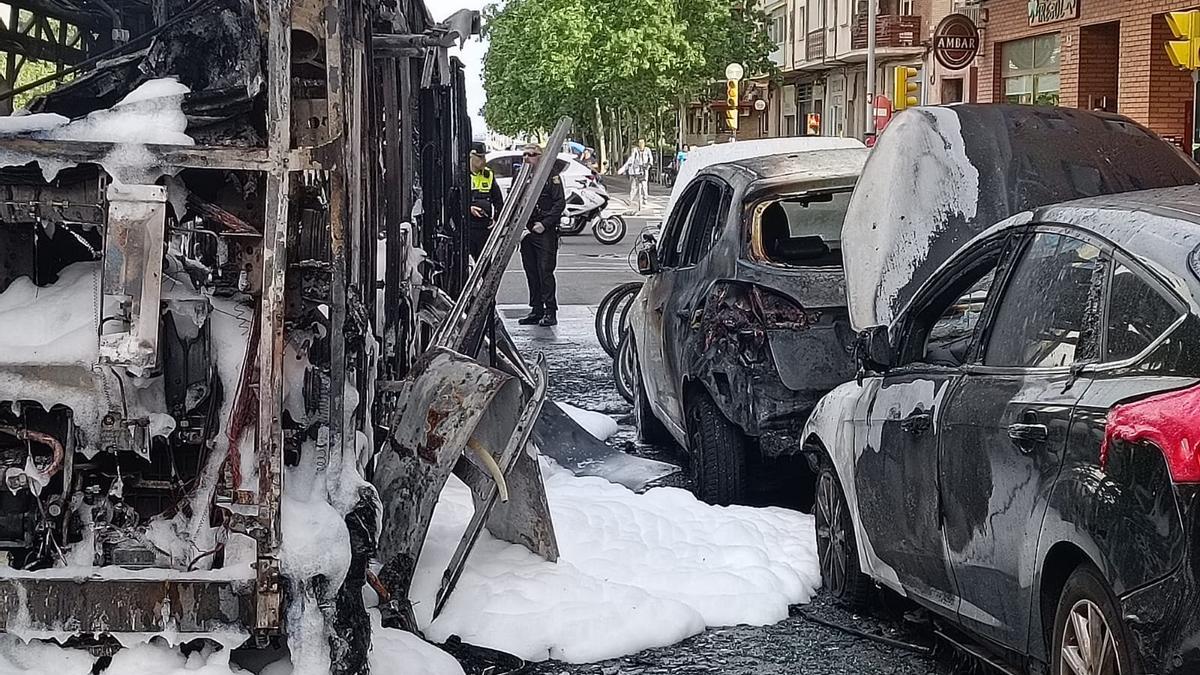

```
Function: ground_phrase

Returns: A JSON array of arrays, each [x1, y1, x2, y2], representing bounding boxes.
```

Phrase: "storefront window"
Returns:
[[1002, 34, 1060, 105]]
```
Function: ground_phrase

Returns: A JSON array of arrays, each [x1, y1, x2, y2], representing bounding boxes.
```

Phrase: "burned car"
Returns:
[[629, 145, 868, 505], [801, 105, 1200, 675]]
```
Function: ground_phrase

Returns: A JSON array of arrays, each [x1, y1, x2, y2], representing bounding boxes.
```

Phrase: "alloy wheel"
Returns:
[[815, 471, 849, 597], [1060, 599, 1121, 675]]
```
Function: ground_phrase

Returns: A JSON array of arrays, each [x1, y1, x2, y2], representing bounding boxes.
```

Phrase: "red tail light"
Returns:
[[1102, 384, 1200, 482]]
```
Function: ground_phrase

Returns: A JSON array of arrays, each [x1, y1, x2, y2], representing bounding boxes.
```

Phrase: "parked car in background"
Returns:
[[486, 150, 599, 194], [629, 145, 869, 505], [801, 104, 1200, 675]]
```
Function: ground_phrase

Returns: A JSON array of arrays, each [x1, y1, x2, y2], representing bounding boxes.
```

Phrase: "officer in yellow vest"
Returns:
[[469, 143, 505, 259]]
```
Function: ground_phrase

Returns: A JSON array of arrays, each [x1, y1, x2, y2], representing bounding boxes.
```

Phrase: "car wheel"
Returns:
[[814, 458, 874, 610], [634, 351, 671, 445], [1051, 565, 1139, 675], [685, 390, 747, 505]]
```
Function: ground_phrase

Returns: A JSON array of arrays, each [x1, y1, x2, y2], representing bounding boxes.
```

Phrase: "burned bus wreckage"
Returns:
[[0, 0, 566, 671]]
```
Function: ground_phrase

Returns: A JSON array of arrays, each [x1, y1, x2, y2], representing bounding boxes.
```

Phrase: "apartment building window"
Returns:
[[769, 10, 787, 44], [899, 0, 914, 14], [1002, 34, 1061, 106]]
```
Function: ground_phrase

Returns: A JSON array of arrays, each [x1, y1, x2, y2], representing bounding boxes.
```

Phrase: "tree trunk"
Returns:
[[656, 108, 664, 180], [594, 97, 607, 174]]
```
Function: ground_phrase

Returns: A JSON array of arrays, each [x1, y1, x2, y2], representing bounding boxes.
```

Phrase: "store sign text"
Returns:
[[1028, 0, 1077, 26]]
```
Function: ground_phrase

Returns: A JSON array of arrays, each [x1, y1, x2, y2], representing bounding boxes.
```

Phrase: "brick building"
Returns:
[[976, 0, 1196, 148]]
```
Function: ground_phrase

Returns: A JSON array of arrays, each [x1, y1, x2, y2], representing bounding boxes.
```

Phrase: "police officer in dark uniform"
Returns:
[[517, 144, 566, 327], [468, 142, 505, 259]]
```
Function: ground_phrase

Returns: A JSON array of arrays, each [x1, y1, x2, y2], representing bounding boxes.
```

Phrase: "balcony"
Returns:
[[851, 14, 922, 50], [806, 30, 825, 61]]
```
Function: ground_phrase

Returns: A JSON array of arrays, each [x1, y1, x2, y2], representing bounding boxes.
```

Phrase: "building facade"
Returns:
[[683, 0, 961, 144], [976, 0, 1195, 149]]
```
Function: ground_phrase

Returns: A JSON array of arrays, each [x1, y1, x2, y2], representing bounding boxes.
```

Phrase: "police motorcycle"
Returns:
[[558, 176, 627, 245]]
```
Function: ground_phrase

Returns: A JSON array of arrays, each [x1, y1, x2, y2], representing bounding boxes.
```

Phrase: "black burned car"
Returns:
[[629, 145, 868, 505], [801, 105, 1200, 675]]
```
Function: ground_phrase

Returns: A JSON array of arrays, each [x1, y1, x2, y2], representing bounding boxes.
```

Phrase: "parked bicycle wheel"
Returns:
[[614, 327, 637, 404], [595, 281, 642, 357]]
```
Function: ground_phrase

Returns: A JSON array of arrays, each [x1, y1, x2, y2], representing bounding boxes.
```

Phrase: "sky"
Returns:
[[432, 0, 490, 135]]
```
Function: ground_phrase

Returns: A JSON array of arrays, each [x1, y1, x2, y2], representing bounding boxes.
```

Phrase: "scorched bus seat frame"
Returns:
[[0, 0, 478, 650]]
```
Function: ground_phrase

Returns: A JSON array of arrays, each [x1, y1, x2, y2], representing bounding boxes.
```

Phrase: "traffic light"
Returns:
[[1166, 11, 1200, 70], [893, 66, 919, 111], [725, 79, 739, 131], [893, 66, 920, 111]]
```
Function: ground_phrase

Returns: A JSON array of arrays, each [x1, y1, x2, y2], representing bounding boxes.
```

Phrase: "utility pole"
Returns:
[[865, 0, 878, 138]]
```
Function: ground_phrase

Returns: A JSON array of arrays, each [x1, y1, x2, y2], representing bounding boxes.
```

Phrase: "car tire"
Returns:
[[1051, 565, 1140, 675], [685, 390, 747, 505], [634, 353, 671, 445], [814, 456, 875, 611]]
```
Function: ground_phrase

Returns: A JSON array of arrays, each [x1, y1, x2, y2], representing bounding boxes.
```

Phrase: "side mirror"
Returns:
[[855, 326, 893, 376], [636, 242, 660, 276]]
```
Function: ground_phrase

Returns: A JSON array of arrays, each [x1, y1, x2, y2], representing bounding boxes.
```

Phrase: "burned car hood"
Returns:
[[842, 104, 1200, 331]]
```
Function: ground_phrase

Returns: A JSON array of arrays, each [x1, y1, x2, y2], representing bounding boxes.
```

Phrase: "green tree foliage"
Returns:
[[482, 0, 775, 137], [0, 55, 62, 111]]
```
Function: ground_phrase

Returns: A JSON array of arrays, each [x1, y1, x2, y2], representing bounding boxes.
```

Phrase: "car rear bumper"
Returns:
[[1119, 486, 1200, 674]]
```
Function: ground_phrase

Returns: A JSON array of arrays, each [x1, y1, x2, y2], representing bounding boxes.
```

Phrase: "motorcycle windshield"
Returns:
[[842, 104, 1200, 331]]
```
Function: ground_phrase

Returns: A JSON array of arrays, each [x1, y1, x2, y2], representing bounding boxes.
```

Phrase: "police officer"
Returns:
[[468, 142, 505, 259], [517, 144, 566, 327]]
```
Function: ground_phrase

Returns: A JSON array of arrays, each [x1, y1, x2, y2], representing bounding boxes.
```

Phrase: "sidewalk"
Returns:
[[601, 175, 671, 219]]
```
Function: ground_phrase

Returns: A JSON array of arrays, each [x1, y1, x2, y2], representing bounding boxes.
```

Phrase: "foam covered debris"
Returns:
[[413, 458, 821, 663]]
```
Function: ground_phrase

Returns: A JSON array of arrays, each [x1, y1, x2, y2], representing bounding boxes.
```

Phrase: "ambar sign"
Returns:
[[1029, 0, 1078, 26], [932, 14, 980, 70]]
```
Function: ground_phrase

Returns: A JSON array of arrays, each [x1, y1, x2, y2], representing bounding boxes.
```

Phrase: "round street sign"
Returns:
[[932, 14, 980, 71], [725, 63, 745, 81], [754, 99, 767, 111]]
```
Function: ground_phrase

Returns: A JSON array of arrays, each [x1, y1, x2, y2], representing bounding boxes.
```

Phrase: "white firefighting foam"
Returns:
[[413, 457, 823, 663], [0, 78, 194, 183]]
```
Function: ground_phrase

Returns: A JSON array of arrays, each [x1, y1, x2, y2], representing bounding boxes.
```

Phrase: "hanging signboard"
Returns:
[[932, 14, 980, 70]]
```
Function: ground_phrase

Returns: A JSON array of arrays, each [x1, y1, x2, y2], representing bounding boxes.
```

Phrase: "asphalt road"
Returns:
[[501, 309, 954, 675], [497, 232, 646, 307], [497, 175, 669, 308]]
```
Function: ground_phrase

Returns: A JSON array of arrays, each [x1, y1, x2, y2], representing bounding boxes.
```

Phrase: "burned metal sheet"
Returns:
[[373, 347, 514, 626], [533, 401, 679, 491], [99, 183, 167, 371], [434, 344, 553, 617], [0, 577, 254, 634]]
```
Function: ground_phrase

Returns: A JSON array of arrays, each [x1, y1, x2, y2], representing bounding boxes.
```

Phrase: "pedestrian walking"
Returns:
[[618, 139, 653, 214], [468, 142, 505, 260], [518, 144, 566, 327]]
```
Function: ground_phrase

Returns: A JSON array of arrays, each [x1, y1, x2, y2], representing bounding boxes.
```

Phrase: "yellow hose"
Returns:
[[467, 437, 509, 503]]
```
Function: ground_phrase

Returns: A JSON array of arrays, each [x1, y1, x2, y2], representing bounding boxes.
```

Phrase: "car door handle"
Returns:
[[899, 411, 932, 435], [1008, 423, 1048, 451]]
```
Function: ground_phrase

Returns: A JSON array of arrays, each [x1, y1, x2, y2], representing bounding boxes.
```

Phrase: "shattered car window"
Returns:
[[758, 191, 850, 267], [680, 181, 730, 265], [923, 268, 997, 367], [1106, 263, 1180, 361], [984, 232, 1103, 369]]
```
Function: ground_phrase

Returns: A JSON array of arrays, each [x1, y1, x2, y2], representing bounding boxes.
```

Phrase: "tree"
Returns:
[[481, 0, 775, 144]]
